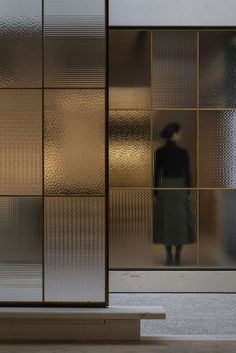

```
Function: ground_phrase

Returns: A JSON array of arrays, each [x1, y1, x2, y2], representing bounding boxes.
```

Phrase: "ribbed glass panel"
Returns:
[[200, 190, 236, 266], [109, 111, 151, 187], [0, 197, 42, 301], [44, 0, 105, 87], [109, 30, 151, 110], [199, 111, 236, 188], [152, 31, 197, 108], [109, 188, 153, 268], [45, 197, 105, 302], [0, 90, 42, 195], [0, 0, 42, 87], [200, 31, 236, 108], [44, 89, 105, 195]]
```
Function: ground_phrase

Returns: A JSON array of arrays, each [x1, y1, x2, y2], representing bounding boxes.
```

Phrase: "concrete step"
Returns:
[[0, 306, 166, 342]]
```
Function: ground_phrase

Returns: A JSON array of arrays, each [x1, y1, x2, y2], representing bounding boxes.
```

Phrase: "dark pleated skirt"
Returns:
[[153, 177, 196, 246]]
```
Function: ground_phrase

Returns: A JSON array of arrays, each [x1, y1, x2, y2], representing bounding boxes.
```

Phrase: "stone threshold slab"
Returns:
[[0, 306, 166, 341]]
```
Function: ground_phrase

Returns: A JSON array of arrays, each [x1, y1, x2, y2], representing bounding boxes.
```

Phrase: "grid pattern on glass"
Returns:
[[44, 0, 105, 87], [109, 110, 151, 187], [153, 190, 197, 267], [0, 197, 42, 301], [152, 31, 197, 108], [0, 0, 42, 87], [200, 31, 236, 108], [153, 111, 197, 188], [109, 30, 151, 110], [200, 190, 236, 266], [199, 111, 236, 188], [44, 197, 105, 302], [44, 89, 105, 195], [0, 90, 42, 195], [109, 188, 152, 268]]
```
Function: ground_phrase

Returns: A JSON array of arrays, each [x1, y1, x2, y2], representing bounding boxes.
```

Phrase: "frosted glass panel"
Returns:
[[109, 30, 151, 110], [45, 89, 105, 195], [0, 0, 42, 87], [0, 90, 42, 195], [110, 188, 153, 268], [153, 111, 197, 188], [45, 197, 105, 302], [44, 0, 105, 87], [109, 110, 151, 187], [200, 190, 236, 266], [199, 111, 236, 188], [200, 31, 236, 108], [0, 197, 42, 301], [152, 31, 197, 108]]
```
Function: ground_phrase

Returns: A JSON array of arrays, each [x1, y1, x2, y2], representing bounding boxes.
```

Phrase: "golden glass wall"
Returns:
[[109, 29, 236, 269], [0, 0, 107, 305]]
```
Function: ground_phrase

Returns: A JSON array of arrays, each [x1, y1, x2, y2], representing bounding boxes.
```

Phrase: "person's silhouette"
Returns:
[[153, 122, 195, 266]]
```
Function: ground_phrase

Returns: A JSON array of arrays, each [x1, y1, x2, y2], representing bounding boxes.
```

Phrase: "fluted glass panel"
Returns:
[[109, 111, 151, 187], [152, 31, 197, 108], [0, 0, 42, 87], [110, 188, 152, 268], [45, 89, 105, 195], [45, 197, 105, 302], [44, 0, 105, 87], [153, 111, 197, 188], [0, 197, 42, 301], [0, 90, 42, 195], [200, 190, 236, 266], [200, 31, 236, 108], [109, 30, 151, 110], [199, 111, 236, 188]]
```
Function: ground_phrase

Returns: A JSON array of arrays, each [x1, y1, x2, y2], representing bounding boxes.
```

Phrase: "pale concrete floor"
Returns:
[[110, 294, 236, 335], [0, 341, 236, 353]]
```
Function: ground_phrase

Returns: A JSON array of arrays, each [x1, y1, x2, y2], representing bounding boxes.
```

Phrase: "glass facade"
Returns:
[[0, 0, 106, 304], [109, 29, 236, 269]]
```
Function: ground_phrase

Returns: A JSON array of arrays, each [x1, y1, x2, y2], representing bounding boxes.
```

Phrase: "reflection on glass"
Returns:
[[0, 197, 42, 301], [109, 110, 151, 187], [200, 31, 236, 108], [0, 0, 42, 87], [153, 190, 197, 266], [153, 112, 197, 188], [200, 190, 236, 267], [44, 197, 105, 302], [152, 31, 197, 108], [109, 30, 151, 109], [199, 111, 236, 188]]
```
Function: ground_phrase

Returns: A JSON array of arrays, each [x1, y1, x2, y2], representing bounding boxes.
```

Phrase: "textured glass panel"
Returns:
[[109, 111, 151, 187], [0, 197, 42, 301], [109, 188, 152, 268], [109, 30, 151, 110], [200, 190, 236, 267], [153, 190, 197, 267], [45, 197, 105, 302], [44, 0, 105, 87], [0, 0, 42, 87], [200, 31, 236, 108], [153, 111, 196, 188], [0, 90, 42, 195], [152, 31, 197, 108], [45, 89, 105, 195], [199, 111, 236, 188]]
